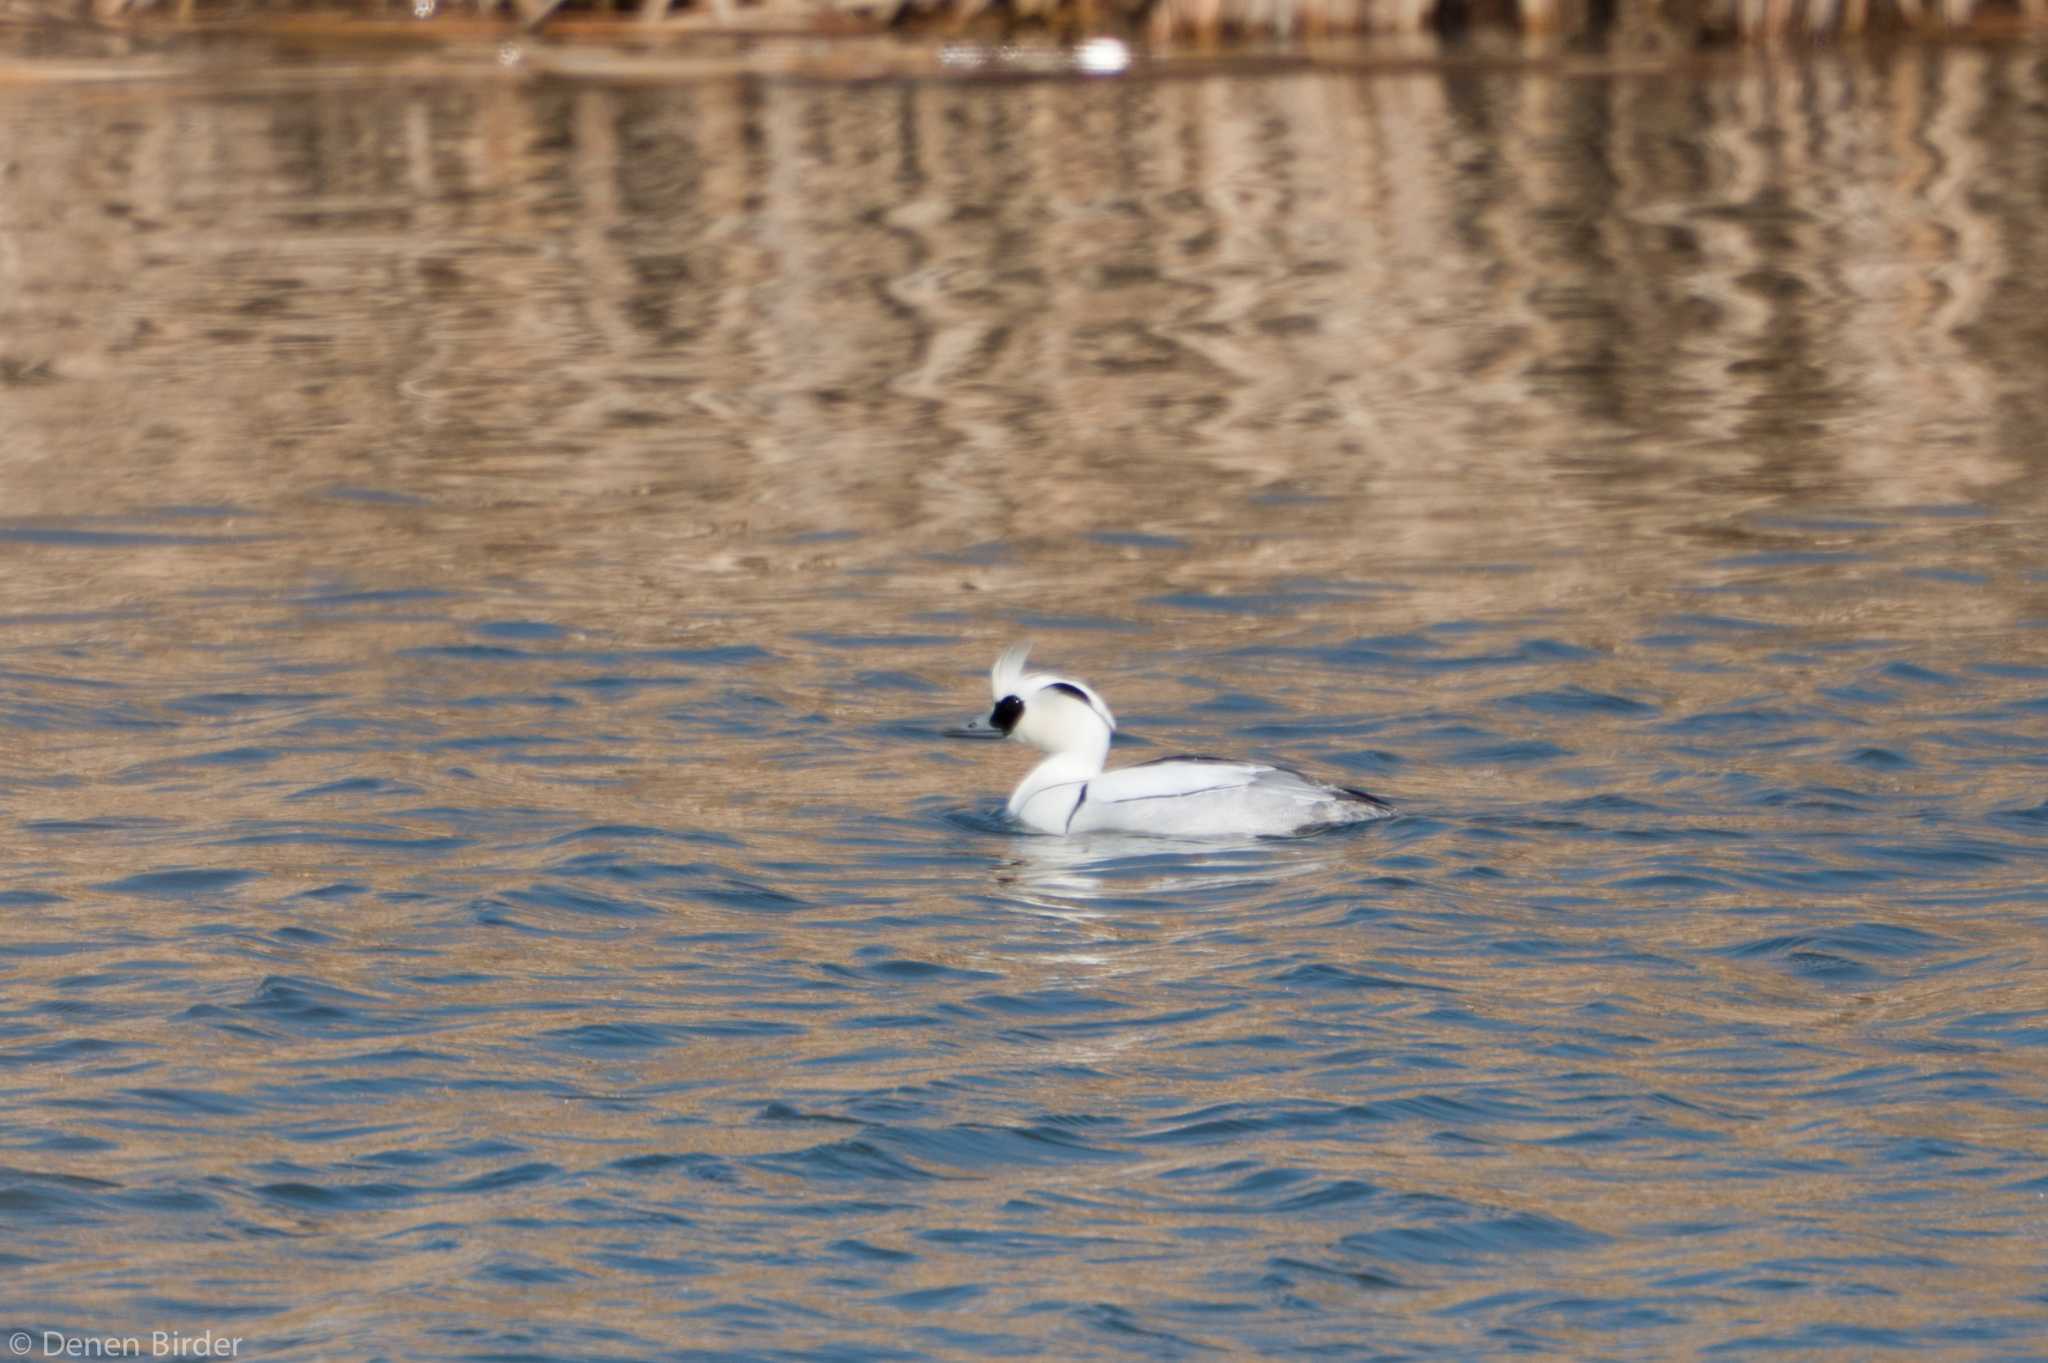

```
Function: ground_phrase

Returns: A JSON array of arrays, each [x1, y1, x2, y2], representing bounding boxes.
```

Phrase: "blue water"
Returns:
[[4, 35, 2048, 1363], [7, 543, 2046, 1359]]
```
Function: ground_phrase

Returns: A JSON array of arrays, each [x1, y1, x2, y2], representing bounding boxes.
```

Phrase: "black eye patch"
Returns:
[[991, 695, 1024, 734]]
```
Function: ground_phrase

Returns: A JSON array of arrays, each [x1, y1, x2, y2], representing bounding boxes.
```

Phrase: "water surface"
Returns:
[[2, 33, 2047, 1361]]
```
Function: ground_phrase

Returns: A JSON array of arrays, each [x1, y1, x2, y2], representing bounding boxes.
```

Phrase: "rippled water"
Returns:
[[4, 29, 2048, 1362]]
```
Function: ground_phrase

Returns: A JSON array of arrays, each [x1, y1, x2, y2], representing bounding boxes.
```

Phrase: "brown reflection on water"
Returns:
[[5, 49, 2047, 573]]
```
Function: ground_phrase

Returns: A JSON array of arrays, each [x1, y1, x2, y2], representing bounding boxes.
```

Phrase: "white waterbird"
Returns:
[[953, 643, 1392, 838]]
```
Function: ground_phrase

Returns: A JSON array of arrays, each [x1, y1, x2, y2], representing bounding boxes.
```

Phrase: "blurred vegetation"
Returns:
[[13, 0, 2047, 54]]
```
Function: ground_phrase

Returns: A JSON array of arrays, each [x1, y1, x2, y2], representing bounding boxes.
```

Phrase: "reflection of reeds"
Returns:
[[68, 0, 2048, 40], [8, 44, 2039, 591]]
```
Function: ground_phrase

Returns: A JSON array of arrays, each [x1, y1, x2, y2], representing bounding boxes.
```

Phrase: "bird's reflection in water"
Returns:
[[988, 830, 1340, 930], [968, 833, 1350, 1072]]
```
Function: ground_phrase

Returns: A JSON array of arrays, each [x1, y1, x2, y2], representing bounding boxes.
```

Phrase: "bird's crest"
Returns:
[[990, 640, 1034, 701], [989, 641, 1115, 733]]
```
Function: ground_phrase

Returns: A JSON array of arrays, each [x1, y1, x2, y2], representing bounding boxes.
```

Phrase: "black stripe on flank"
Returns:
[[1022, 779, 1089, 821], [1096, 784, 1242, 805], [1065, 782, 1089, 833]]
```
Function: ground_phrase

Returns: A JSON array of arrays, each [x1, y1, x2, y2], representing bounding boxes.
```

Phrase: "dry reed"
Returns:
[[58, 0, 2048, 49]]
